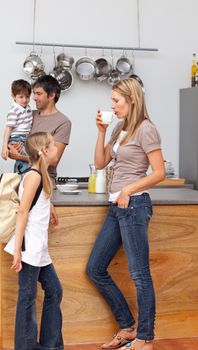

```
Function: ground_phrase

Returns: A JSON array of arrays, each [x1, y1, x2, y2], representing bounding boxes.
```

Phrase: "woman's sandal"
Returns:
[[101, 327, 136, 349], [120, 339, 153, 350]]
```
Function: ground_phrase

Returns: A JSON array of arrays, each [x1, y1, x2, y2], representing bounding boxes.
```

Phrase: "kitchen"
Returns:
[[0, 0, 198, 349]]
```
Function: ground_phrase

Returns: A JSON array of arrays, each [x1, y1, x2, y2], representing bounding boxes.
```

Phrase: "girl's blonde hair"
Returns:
[[25, 132, 53, 198], [112, 78, 151, 145]]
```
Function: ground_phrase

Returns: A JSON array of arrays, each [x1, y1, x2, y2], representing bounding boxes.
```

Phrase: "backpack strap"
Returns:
[[21, 168, 43, 251], [28, 169, 43, 211]]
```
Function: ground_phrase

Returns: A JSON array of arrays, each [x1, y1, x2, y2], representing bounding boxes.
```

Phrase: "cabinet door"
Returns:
[[179, 87, 198, 189]]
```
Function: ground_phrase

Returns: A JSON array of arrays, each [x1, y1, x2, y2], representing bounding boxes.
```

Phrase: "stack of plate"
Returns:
[[56, 183, 81, 195]]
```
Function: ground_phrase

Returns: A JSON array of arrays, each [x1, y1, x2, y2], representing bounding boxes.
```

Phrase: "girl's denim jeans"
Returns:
[[87, 193, 155, 340], [15, 262, 64, 350]]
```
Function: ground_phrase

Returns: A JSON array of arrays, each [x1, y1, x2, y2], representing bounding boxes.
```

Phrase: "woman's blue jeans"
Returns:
[[15, 262, 64, 350], [86, 193, 155, 340]]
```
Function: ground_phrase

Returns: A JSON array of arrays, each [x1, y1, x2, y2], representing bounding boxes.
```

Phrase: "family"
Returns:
[[1, 75, 165, 350]]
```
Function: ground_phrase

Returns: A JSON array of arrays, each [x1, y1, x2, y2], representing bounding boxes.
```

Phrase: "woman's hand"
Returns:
[[12, 250, 22, 272], [96, 110, 109, 133], [114, 188, 131, 208]]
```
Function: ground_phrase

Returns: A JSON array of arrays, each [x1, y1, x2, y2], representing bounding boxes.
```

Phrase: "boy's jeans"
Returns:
[[87, 193, 155, 340], [15, 262, 64, 350], [9, 134, 29, 173]]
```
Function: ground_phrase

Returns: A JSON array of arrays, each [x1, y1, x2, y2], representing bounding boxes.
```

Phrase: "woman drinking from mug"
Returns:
[[86, 78, 165, 350]]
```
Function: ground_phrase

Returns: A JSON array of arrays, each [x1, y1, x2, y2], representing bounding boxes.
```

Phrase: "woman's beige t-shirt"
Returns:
[[108, 119, 161, 193]]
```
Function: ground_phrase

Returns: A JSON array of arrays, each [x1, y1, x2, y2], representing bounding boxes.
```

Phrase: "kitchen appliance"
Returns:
[[57, 177, 89, 189]]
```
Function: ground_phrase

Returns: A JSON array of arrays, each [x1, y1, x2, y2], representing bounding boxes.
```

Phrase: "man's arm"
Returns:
[[53, 142, 66, 166], [9, 141, 66, 165], [8, 143, 29, 162]]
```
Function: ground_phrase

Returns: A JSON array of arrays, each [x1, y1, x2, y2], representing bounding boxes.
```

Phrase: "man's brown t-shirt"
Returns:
[[31, 110, 72, 187]]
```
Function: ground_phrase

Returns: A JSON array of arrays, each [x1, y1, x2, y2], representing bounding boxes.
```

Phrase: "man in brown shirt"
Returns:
[[9, 75, 72, 188]]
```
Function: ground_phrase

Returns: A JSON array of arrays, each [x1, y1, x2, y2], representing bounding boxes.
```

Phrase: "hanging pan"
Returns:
[[94, 56, 112, 82], [75, 56, 96, 81]]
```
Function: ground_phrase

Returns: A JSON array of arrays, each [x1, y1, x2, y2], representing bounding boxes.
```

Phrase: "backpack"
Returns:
[[0, 169, 42, 244], [0, 173, 21, 243]]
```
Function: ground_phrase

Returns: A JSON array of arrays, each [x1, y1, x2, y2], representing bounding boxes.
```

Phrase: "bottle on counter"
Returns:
[[191, 53, 198, 87], [95, 169, 106, 194], [164, 160, 175, 178], [194, 64, 198, 87], [88, 164, 96, 193]]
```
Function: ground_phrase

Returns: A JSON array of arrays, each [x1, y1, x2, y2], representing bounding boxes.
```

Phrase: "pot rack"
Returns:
[[15, 41, 158, 52], [16, 0, 158, 53]]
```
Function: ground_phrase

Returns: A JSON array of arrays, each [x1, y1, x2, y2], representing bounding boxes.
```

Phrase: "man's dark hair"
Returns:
[[11, 79, 31, 96], [32, 75, 61, 103]]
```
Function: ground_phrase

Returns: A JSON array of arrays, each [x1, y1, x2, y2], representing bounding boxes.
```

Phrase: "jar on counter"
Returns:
[[95, 169, 106, 193]]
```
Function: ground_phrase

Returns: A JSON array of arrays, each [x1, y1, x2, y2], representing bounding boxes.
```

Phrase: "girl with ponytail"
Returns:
[[4, 131, 64, 350]]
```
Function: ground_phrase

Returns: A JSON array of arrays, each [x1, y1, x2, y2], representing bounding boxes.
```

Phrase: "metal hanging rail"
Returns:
[[15, 41, 158, 52]]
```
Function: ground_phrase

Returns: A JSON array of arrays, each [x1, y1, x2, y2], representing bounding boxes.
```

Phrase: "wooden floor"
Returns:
[[63, 338, 198, 350], [1, 338, 198, 350]]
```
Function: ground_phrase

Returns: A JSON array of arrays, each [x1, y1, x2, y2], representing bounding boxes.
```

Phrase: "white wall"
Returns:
[[0, 0, 196, 177]]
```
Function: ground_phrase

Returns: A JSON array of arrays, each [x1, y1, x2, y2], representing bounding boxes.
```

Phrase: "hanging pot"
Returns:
[[94, 57, 112, 82], [116, 56, 132, 76], [30, 71, 46, 85], [75, 56, 96, 81], [130, 74, 145, 93], [50, 67, 73, 91], [23, 51, 45, 76], [56, 53, 74, 71], [107, 69, 121, 86]]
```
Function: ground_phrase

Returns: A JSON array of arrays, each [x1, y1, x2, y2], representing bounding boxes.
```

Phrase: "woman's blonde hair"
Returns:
[[25, 132, 53, 198], [111, 78, 150, 145]]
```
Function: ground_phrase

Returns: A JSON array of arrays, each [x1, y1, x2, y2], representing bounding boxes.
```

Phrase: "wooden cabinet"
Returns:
[[1, 205, 198, 348], [180, 87, 198, 189]]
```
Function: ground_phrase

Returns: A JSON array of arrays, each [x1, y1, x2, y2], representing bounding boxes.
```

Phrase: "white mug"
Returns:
[[100, 111, 114, 125]]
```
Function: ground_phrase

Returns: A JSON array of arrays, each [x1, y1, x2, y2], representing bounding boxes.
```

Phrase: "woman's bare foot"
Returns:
[[101, 327, 137, 349]]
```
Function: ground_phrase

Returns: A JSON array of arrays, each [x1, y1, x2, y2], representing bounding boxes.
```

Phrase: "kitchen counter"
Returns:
[[1, 187, 198, 348], [52, 187, 198, 206]]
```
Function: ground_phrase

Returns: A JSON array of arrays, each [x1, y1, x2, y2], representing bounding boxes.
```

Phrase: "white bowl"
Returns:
[[57, 183, 79, 191]]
